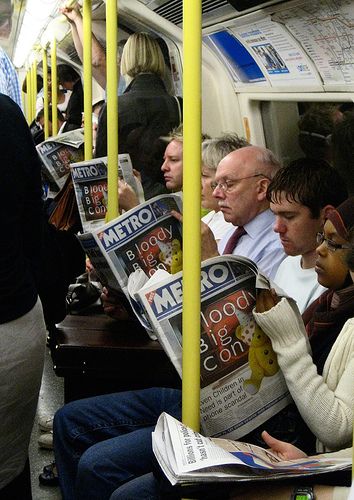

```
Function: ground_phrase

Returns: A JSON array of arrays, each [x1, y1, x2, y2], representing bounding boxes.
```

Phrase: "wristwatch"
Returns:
[[291, 486, 314, 500]]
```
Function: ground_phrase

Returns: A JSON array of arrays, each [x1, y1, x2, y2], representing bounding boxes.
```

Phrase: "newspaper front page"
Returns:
[[78, 193, 183, 297], [137, 255, 291, 439], [36, 129, 85, 192], [152, 412, 352, 486], [71, 154, 144, 232]]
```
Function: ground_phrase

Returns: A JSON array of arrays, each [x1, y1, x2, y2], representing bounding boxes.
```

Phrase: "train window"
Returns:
[[260, 100, 354, 166]]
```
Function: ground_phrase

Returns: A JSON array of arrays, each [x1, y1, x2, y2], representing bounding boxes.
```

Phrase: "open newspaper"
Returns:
[[135, 255, 292, 439], [153, 412, 352, 486], [77, 193, 183, 298], [71, 154, 145, 232], [36, 128, 85, 192]]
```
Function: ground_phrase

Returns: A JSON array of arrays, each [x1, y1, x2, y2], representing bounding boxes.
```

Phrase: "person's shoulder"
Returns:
[[0, 93, 22, 116]]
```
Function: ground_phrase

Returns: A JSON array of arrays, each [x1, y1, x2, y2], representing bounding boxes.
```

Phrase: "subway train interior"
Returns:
[[1, 0, 354, 498]]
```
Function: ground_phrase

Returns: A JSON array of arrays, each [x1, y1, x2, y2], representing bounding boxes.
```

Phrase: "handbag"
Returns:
[[48, 175, 80, 232]]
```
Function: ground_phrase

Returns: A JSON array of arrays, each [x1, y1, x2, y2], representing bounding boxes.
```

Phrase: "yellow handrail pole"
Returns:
[[32, 58, 38, 120], [25, 69, 32, 123], [83, 0, 93, 160], [181, 0, 202, 431], [31, 61, 36, 121], [51, 38, 58, 136], [105, 0, 119, 220], [42, 48, 50, 139]]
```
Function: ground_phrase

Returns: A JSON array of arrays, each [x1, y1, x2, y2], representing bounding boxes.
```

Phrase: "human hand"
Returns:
[[132, 169, 142, 182], [60, 3, 81, 23], [170, 212, 219, 261], [261, 431, 307, 460], [255, 289, 279, 313], [101, 287, 130, 321], [118, 180, 139, 212], [201, 221, 218, 260]]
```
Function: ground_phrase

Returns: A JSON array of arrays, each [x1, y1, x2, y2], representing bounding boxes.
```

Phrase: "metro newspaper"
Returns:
[[77, 193, 183, 296], [36, 128, 85, 192], [136, 255, 292, 439], [71, 154, 144, 232], [152, 412, 351, 486]]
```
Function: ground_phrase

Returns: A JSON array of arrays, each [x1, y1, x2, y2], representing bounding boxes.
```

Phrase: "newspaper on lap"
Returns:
[[134, 255, 292, 439], [153, 412, 351, 486], [71, 154, 145, 232], [36, 128, 85, 192]]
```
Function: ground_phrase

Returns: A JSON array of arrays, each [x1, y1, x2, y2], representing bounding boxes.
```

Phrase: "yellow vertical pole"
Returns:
[[30, 65, 35, 122], [182, 0, 202, 431], [51, 38, 58, 136], [83, 0, 93, 160], [105, 0, 119, 220], [42, 48, 49, 139], [31, 61, 36, 121], [25, 69, 32, 123]]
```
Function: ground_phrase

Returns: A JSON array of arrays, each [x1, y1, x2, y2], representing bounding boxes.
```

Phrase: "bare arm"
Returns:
[[61, 5, 107, 89]]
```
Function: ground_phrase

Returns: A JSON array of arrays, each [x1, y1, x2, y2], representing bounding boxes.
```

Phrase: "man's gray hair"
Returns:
[[202, 132, 249, 171]]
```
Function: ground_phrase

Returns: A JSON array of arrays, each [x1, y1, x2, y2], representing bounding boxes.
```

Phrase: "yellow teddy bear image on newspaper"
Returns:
[[236, 318, 279, 395]]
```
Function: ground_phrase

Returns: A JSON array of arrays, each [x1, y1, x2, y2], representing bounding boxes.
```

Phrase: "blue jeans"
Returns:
[[53, 387, 182, 500]]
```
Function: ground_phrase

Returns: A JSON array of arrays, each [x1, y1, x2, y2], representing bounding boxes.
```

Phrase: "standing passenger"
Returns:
[[0, 94, 46, 497], [95, 32, 182, 199], [57, 64, 84, 132], [0, 46, 22, 109]]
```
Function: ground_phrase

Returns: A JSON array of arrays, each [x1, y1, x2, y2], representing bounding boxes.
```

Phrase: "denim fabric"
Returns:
[[53, 387, 182, 500]]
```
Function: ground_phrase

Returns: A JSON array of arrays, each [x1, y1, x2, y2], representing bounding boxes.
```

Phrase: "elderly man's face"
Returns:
[[213, 148, 271, 226]]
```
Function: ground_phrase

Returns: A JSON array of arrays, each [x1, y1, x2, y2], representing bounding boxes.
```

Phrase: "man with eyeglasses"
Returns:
[[268, 158, 348, 313], [201, 145, 285, 280]]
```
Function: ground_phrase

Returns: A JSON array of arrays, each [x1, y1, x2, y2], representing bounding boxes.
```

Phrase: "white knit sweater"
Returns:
[[253, 298, 354, 452]]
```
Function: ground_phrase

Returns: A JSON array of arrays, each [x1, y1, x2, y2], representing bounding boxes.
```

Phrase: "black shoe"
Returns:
[[39, 462, 58, 486]]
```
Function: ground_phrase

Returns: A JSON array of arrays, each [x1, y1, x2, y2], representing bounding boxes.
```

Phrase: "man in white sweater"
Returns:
[[268, 158, 347, 312]]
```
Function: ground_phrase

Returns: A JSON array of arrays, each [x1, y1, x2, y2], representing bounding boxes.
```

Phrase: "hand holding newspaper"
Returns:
[[152, 412, 351, 486]]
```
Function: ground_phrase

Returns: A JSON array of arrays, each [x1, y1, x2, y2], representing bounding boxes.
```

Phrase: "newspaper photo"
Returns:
[[71, 154, 145, 232], [152, 412, 352, 486], [136, 255, 292, 439], [36, 128, 85, 192], [77, 193, 183, 297]]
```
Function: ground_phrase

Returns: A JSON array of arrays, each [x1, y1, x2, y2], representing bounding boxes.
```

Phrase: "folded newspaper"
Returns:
[[36, 128, 85, 192], [152, 412, 352, 485], [78, 193, 183, 298], [134, 255, 292, 439], [71, 154, 145, 232]]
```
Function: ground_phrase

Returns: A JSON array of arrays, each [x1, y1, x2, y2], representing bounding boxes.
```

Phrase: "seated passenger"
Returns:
[[254, 197, 354, 454], [201, 133, 249, 243], [269, 158, 347, 312], [32, 106, 67, 145], [95, 32, 182, 200], [200, 145, 285, 279]]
